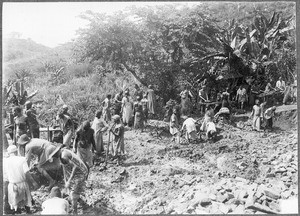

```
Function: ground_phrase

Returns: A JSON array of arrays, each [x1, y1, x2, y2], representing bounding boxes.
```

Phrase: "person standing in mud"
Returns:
[[24, 101, 40, 138], [57, 111, 74, 148], [141, 93, 149, 125], [122, 91, 133, 126], [133, 84, 143, 101], [264, 106, 276, 131], [180, 85, 193, 116], [249, 99, 262, 131], [236, 85, 247, 110], [102, 94, 112, 122], [91, 110, 108, 156], [13, 106, 30, 145], [73, 121, 96, 168], [170, 108, 180, 143], [109, 115, 125, 165], [17, 134, 62, 190], [198, 85, 209, 115], [146, 85, 156, 119], [133, 96, 144, 133], [112, 90, 123, 116], [57, 148, 89, 214]]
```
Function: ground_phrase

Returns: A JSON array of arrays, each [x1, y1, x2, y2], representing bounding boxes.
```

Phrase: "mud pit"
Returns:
[[30, 108, 298, 214]]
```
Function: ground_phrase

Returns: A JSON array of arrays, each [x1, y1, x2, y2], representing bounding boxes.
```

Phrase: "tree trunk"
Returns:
[[121, 62, 148, 88]]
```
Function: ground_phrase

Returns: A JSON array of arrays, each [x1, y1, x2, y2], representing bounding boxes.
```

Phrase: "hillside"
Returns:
[[2, 38, 73, 83]]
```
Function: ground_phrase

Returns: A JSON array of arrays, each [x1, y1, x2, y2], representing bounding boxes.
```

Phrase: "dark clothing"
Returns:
[[74, 127, 96, 150], [25, 108, 40, 138]]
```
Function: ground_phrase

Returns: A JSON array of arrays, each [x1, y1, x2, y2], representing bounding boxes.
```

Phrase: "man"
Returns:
[[73, 121, 96, 167], [13, 106, 30, 143], [58, 148, 89, 214], [102, 94, 112, 122], [133, 84, 143, 101], [276, 76, 286, 91], [198, 86, 209, 114], [24, 101, 40, 138], [236, 85, 247, 110], [57, 111, 74, 148], [169, 108, 180, 143], [61, 104, 71, 117], [3, 145, 38, 214], [17, 134, 62, 189], [249, 99, 262, 131], [41, 187, 69, 214], [264, 106, 276, 131], [181, 116, 198, 143]]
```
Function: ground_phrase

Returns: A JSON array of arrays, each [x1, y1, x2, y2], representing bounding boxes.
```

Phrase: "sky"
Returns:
[[3, 2, 200, 48]]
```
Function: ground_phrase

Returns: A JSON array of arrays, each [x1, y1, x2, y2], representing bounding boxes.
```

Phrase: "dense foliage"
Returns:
[[3, 2, 296, 124]]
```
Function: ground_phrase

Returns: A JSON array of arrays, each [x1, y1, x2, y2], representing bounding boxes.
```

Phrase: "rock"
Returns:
[[238, 190, 248, 200], [264, 188, 281, 200], [281, 190, 292, 199], [219, 203, 230, 214], [235, 176, 248, 183], [275, 167, 287, 173], [194, 207, 209, 214], [217, 193, 228, 203], [228, 193, 235, 200], [200, 198, 212, 207], [268, 201, 280, 212], [281, 176, 290, 182], [209, 194, 217, 201], [246, 203, 278, 214], [232, 204, 245, 214], [266, 173, 275, 178]]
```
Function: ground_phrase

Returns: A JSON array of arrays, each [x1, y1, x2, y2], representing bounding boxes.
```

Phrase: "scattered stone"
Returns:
[[200, 198, 212, 207], [266, 173, 275, 178], [208, 194, 217, 201], [268, 201, 280, 212], [264, 188, 281, 200], [246, 203, 278, 214], [219, 203, 230, 214], [281, 190, 292, 199], [231, 204, 245, 214], [235, 176, 248, 183], [217, 193, 228, 203]]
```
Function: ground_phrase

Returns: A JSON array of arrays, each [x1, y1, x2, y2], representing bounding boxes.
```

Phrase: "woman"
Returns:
[[121, 92, 133, 126], [141, 94, 149, 124], [56, 111, 74, 148], [102, 94, 112, 122], [147, 85, 156, 118], [109, 115, 125, 165], [180, 85, 193, 116], [133, 96, 144, 132], [91, 110, 108, 156]]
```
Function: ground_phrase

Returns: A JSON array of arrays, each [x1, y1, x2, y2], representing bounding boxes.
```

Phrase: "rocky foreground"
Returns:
[[31, 109, 298, 214]]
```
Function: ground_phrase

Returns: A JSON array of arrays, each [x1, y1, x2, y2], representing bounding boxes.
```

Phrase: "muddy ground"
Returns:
[[30, 107, 298, 214]]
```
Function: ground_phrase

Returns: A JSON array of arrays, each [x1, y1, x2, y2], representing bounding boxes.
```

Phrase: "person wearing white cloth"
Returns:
[[181, 116, 197, 142], [41, 186, 69, 214], [3, 145, 38, 214], [275, 76, 286, 91]]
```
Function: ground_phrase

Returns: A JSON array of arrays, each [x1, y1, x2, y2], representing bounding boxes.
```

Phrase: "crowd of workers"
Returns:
[[3, 76, 297, 214]]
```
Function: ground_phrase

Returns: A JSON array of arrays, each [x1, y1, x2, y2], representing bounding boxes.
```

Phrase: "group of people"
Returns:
[[179, 76, 296, 118], [3, 84, 159, 214]]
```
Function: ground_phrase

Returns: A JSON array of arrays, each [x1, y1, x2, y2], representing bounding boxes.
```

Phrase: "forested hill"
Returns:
[[3, 38, 51, 62]]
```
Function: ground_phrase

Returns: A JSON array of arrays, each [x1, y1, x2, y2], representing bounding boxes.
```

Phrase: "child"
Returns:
[[264, 106, 276, 131], [249, 99, 261, 131], [41, 187, 69, 214], [169, 108, 180, 143]]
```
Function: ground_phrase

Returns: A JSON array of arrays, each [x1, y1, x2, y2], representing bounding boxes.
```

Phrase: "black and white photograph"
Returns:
[[2, 1, 298, 214]]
